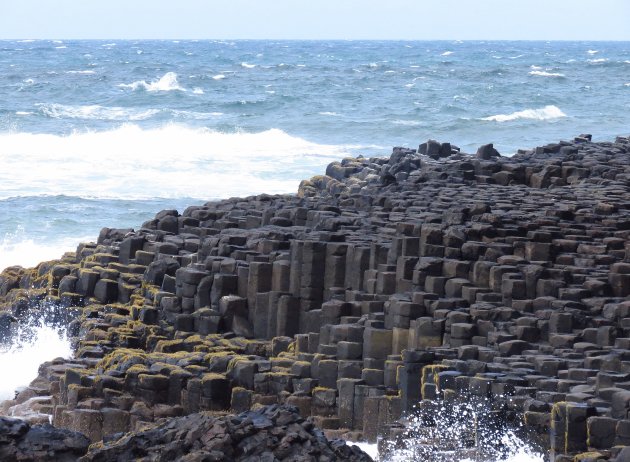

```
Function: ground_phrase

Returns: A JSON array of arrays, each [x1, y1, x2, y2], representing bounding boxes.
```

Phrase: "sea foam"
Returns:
[[38, 103, 160, 121], [482, 105, 567, 122], [0, 229, 93, 272], [0, 125, 359, 201]]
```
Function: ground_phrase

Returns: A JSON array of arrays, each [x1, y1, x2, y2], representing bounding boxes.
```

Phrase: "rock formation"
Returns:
[[1, 134, 630, 461]]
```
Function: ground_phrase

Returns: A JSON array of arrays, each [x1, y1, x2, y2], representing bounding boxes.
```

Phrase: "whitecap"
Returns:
[[529, 70, 565, 77], [37, 103, 160, 121], [587, 49, 598, 55], [405, 83, 415, 88], [66, 70, 95, 75], [482, 105, 567, 122], [17, 39, 36, 43], [55, 46, 67, 49], [241, 62, 256, 69], [137, 50, 143, 55], [15, 111, 33, 116], [212, 74, 226, 80], [192, 87, 204, 94], [509, 54, 524, 59], [392, 120, 422, 126], [119, 72, 185, 92], [624, 83, 630, 87], [530, 65, 542, 70], [441, 51, 454, 56], [588, 58, 607, 63], [318, 112, 340, 116]]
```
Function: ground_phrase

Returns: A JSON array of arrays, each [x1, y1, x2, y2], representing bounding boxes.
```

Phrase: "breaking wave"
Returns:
[[481, 105, 567, 123], [119, 71, 185, 92]]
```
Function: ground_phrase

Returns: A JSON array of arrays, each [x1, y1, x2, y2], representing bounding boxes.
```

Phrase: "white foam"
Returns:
[[241, 62, 256, 69], [441, 51, 454, 56], [392, 120, 422, 126], [119, 72, 185, 92], [0, 229, 93, 271], [0, 325, 72, 402], [588, 58, 607, 63], [0, 125, 360, 200], [482, 105, 567, 123], [212, 74, 226, 80], [529, 70, 565, 77], [37, 103, 160, 121]]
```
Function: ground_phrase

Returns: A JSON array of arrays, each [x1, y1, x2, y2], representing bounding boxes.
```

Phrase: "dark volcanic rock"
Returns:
[[80, 404, 373, 462], [3, 133, 630, 462], [476, 143, 501, 159], [0, 416, 90, 462]]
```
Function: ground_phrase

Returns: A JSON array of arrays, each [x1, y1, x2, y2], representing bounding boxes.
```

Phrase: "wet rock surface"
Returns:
[[0, 415, 90, 462], [80, 404, 372, 461], [1, 134, 630, 461]]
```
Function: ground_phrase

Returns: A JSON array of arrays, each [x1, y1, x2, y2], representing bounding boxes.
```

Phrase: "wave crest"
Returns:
[[119, 72, 185, 92], [38, 103, 160, 121], [529, 70, 565, 78], [482, 105, 567, 122]]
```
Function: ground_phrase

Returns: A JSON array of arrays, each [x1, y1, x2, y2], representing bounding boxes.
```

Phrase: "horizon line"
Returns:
[[2, 37, 630, 42]]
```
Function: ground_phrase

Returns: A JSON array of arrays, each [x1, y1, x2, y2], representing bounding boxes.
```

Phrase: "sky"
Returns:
[[1, 0, 629, 41]]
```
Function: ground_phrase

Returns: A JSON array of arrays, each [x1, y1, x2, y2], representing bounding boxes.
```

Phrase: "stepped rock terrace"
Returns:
[[1, 134, 630, 461]]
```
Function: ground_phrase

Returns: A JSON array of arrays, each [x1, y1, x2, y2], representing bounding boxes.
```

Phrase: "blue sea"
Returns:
[[1, 39, 629, 269]]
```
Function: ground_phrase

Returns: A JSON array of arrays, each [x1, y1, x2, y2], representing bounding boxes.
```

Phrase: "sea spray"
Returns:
[[0, 303, 73, 403], [372, 398, 544, 462]]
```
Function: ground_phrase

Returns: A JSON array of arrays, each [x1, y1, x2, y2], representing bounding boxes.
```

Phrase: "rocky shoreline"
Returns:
[[1, 134, 630, 461]]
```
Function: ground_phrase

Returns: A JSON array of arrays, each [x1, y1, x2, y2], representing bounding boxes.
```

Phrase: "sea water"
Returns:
[[0, 40, 628, 453], [1, 40, 629, 266]]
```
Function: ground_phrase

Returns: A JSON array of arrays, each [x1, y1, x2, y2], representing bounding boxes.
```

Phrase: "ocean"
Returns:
[[1, 40, 629, 270], [0, 41, 628, 457]]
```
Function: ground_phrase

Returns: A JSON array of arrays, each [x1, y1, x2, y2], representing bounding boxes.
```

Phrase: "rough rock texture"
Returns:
[[80, 404, 372, 461], [1, 134, 630, 461], [0, 416, 90, 461]]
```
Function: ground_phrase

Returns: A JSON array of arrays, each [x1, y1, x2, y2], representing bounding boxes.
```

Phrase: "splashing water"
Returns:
[[368, 399, 544, 462], [0, 312, 72, 402]]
